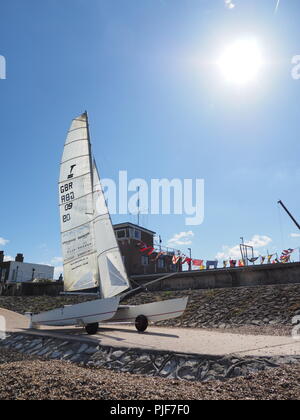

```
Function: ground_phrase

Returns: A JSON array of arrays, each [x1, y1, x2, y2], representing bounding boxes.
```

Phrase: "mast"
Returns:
[[85, 111, 94, 194], [278, 200, 300, 231], [137, 186, 140, 226], [85, 112, 101, 296]]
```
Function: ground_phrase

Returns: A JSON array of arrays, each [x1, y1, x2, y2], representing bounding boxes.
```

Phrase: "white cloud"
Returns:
[[51, 257, 63, 265], [48, 257, 63, 280], [0, 237, 9, 246], [4, 255, 13, 262], [216, 235, 272, 260], [168, 231, 194, 246], [291, 233, 300, 238], [216, 245, 241, 261], [225, 0, 235, 10], [245, 235, 272, 248], [54, 266, 63, 279]]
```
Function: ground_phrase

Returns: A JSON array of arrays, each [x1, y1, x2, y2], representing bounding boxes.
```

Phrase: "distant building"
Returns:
[[0, 252, 54, 284], [113, 222, 181, 276]]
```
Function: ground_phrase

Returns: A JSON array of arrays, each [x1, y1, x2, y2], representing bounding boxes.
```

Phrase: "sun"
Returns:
[[217, 39, 264, 86]]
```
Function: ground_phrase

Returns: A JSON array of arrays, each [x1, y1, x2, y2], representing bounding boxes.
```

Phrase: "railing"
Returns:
[[153, 243, 180, 256]]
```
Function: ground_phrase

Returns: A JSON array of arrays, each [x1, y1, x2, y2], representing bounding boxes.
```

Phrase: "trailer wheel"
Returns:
[[135, 315, 148, 332], [85, 323, 99, 335]]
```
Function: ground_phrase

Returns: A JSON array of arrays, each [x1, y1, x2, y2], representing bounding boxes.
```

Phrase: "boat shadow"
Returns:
[[98, 326, 179, 339], [24, 325, 179, 343]]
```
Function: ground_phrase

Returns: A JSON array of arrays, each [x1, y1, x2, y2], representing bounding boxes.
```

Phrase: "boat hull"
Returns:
[[26, 297, 188, 329], [27, 296, 120, 327], [104, 297, 189, 324]]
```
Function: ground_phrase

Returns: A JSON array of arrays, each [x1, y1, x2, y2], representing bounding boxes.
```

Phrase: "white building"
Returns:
[[0, 252, 54, 283]]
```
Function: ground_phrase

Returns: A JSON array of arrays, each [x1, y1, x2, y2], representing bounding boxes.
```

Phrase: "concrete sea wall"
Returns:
[[1, 332, 300, 383], [131, 263, 300, 291], [0, 263, 299, 297]]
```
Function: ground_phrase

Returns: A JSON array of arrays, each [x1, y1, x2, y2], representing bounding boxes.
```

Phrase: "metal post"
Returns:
[[188, 248, 192, 271]]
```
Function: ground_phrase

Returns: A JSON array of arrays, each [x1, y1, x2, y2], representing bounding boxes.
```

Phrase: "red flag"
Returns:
[[181, 255, 192, 265], [192, 259, 203, 267], [137, 241, 146, 249], [139, 246, 155, 255]]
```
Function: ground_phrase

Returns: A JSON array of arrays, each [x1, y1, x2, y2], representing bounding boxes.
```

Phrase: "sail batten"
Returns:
[[59, 112, 130, 296]]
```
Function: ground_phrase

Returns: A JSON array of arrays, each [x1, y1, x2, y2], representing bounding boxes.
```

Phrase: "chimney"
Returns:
[[0, 251, 4, 263], [15, 253, 24, 263]]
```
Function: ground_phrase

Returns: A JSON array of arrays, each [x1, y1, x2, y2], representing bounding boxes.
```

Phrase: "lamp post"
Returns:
[[240, 237, 247, 266], [188, 248, 192, 271]]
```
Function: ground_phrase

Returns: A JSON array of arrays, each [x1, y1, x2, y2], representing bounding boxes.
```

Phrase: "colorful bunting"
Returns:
[[267, 254, 275, 264], [280, 255, 291, 263], [136, 240, 296, 270], [282, 248, 294, 256], [248, 257, 259, 263], [151, 251, 165, 262]]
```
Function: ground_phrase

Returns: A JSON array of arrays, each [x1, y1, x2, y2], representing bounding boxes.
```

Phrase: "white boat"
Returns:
[[27, 112, 188, 335]]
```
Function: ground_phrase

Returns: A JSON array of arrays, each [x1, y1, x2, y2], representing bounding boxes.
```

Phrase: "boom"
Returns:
[[278, 200, 300, 230]]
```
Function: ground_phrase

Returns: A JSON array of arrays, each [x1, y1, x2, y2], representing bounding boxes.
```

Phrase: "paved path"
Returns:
[[72, 324, 300, 357], [0, 308, 29, 332], [1, 308, 299, 357]]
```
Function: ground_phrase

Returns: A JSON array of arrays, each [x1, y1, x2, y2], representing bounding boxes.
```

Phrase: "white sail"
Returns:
[[93, 162, 130, 298], [59, 113, 99, 292], [59, 112, 130, 296]]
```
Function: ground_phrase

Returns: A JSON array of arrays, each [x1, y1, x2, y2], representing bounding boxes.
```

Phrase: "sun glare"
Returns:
[[217, 39, 264, 86]]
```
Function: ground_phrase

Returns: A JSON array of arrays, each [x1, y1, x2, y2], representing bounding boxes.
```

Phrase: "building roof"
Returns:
[[113, 222, 156, 236]]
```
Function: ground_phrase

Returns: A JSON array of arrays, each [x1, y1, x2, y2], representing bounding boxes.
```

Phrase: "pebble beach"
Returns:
[[0, 348, 299, 400]]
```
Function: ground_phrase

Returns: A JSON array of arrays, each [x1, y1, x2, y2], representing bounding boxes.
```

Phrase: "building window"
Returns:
[[0, 268, 6, 282], [116, 229, 127, 239], [129, 229, 141, 240], [141, 255, 149, 266], [133, 229, 141, 240]]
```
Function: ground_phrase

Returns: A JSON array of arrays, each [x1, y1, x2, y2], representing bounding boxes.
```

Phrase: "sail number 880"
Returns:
[[62, 214, 71, 223]]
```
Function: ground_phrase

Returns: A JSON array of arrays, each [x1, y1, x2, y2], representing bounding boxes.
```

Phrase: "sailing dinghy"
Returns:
[[27, 112, 188, 335]]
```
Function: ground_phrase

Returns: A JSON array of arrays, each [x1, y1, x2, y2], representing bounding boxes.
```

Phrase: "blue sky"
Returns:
[[0, 0, 300, 277]]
